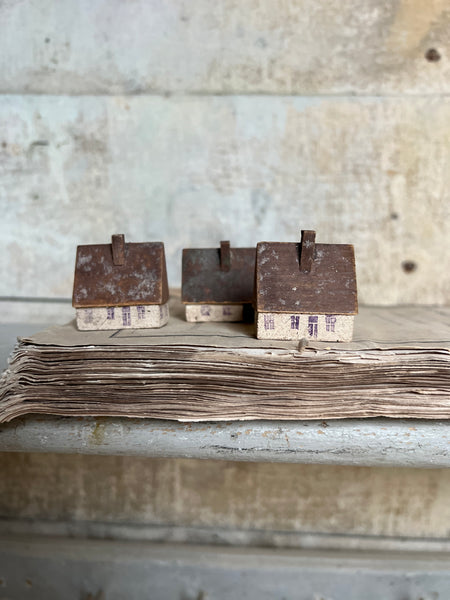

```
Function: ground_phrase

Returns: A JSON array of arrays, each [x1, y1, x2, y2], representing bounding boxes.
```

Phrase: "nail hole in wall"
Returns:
[[402, 260, 417, 273], [425, 48, 441, 62]]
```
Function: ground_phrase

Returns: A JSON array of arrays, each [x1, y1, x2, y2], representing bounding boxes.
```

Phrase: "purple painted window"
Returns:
[[308, 316, 318, 338], [264, 314, 274, 330], [122, 306, 131, 327], [201, 305, 210, 316], [107, 307, 115, 320], [223, 306, 232, 316], [84, 308, 94, 324], [325, 315, 337, 332], [290, 316, 300, 330], [137, 306, 145, 319]]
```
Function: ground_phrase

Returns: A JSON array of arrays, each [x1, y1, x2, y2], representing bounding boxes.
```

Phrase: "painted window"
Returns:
[[308, 316, 318, 338], [325, 315, 337, 332], [264, 314, 275, 330], [106, 307, 115, 320], [201, 305, 210, 316], [137, 306, 145, 319], [290, 316, 300, 330], [122, 306, 131, 327]]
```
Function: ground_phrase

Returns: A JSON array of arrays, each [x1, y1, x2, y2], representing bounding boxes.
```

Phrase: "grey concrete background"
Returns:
[[1, 1, 449, 305], [2, 539, 450, 600]]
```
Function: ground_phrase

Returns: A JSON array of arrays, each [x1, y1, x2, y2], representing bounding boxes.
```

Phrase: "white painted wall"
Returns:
[[1, 0, 449, 305]]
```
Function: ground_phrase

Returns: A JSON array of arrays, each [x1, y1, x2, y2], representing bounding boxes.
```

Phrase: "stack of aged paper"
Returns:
[[1, 295, 449, 422]]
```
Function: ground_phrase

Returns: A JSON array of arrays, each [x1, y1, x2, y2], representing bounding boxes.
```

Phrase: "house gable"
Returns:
[[72, 235, 169, 308], [182, 242, 255, 305], [255, 237, 357, 315]]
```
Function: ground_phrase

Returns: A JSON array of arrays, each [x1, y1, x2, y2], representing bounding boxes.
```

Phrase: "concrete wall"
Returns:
[[1, 0, 449, 304], [2, 453, 450, 541]]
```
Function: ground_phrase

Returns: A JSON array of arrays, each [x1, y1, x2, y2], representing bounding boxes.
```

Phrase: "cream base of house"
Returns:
[[76, 303, 170, 331], [256, 312, 354, 342], [185, 303, 244, 322]]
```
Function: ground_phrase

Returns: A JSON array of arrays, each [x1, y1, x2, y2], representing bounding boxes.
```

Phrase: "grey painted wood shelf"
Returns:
[[1, 320, 449, 467], [1, 415, 449, 468]]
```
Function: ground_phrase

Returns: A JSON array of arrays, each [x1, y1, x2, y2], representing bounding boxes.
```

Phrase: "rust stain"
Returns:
[[91, 421, 105, 445], [387, 0, 447, 54]]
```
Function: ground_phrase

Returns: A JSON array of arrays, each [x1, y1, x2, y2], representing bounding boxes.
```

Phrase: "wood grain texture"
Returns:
[[1, 416, 450, 468], [72, 240, 169, 307], [0, 0, 449, 95], [182, 246, 256, 304], [1, 452, 450, 539], [255, 242, 357, 314], [1, 95, 449, 304]]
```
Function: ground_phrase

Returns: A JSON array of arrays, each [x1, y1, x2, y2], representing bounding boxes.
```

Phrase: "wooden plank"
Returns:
[[0, 0, 449, 94], [1, 416, 450, 540], [1, 415, 450, 468], [1, 537, 450, 599], [0, 95, 449, 304]]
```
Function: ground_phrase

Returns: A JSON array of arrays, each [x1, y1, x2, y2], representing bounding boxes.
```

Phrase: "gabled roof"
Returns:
[[182, 241, 256, 304], [255, 232, 357, 315], [72, 235, 169, 308]]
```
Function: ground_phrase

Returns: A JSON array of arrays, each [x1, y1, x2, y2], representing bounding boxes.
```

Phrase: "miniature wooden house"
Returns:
[[255, 230, 357, 341], [182, 241, 256, 322], [72, 234, 169, 331]]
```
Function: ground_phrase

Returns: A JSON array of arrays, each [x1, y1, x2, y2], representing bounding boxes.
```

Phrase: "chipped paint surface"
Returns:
[[1, 95, 449, 304], [72, 241, 169, 308]]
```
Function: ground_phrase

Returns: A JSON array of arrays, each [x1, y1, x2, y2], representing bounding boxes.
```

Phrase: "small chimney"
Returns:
[[111, 234, 126, 266], [220, 240, 231, 272], [299, 230, 316, 273]]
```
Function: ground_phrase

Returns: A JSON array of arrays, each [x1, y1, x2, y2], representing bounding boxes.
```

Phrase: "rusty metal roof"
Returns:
[[255, 232, 357, 315], [182, 242, 256, 304], [72, 235, 169, 308]]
